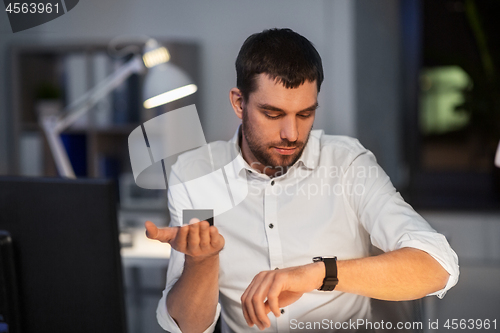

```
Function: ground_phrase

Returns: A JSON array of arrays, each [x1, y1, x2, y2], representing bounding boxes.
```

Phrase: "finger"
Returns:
[[241, 287, 252, 327], [209, 226, 224, 250], [263, 301, 272, 316], [145, 221, 158, 238], [173, 225, 189, 252], [252, 274, 275, 328], [145, 221, 179, 243], [199, 221, 211, 251], [266, 275, 283, 317], [186, 222, 201, 254], [241, 274, 261, 327], [189, 217, 200, 225], [244, 273, 268, 330]]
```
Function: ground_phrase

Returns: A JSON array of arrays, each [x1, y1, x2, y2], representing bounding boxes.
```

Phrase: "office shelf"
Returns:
[[10, 40, 200, 178]]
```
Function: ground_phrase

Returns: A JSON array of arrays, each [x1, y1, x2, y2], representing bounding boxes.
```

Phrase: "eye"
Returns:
[[298, 112, 313, 119], [264, 113, 281, 119]]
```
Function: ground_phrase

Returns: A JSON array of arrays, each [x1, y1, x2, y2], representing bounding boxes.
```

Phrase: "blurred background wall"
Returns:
[[0, 0, 404, 186]]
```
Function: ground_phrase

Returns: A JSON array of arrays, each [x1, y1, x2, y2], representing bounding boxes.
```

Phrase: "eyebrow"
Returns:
[[257, 102, 319, 113]]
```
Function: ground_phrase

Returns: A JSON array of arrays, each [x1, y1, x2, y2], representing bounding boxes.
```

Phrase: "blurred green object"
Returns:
[[419, 66, 472, 135]]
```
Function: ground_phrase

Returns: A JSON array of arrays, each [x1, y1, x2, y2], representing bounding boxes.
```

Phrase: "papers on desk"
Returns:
[[121, 228, 171, 267]]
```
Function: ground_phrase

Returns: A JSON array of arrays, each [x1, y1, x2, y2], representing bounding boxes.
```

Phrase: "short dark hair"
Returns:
[[235, 28, 324, 101]]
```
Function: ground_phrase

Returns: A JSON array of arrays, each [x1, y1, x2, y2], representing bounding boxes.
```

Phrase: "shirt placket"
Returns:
[[264, 180, 290, 332]]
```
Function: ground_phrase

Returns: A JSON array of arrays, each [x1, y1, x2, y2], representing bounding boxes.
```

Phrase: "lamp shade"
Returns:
[[143, 62, 197, 109]]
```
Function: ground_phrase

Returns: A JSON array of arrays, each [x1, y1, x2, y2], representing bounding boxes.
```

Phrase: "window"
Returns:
[[401, 0, 500, 209]]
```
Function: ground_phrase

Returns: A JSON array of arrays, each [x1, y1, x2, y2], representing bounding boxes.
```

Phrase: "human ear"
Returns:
[[229, 88, 244, 120]]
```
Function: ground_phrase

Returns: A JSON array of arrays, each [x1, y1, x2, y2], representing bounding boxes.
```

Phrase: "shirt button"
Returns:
[[271, 180, 275, 186], [281, 309, 285, 314], [269, 223, 274, 229]]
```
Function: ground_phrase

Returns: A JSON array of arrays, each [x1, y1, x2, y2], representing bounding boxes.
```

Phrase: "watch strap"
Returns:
[[313, 256, 338, 291]]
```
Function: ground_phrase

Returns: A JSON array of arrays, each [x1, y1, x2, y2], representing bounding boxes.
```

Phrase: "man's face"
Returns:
[[239, 74, 317, 175]]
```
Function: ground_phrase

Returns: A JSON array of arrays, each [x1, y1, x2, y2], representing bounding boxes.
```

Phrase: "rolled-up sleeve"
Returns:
[[344, 149, 459, 298]]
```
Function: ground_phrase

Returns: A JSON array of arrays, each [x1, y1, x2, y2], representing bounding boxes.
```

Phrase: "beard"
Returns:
[[241, 106, 311, 170]]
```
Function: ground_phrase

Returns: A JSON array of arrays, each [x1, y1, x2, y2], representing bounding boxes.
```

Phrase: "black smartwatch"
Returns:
[[313, 256, 338, 291]]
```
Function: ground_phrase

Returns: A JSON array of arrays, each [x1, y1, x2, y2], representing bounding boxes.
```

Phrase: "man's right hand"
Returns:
[[145, 219, 225, 258], [147, 219, 223, 332]]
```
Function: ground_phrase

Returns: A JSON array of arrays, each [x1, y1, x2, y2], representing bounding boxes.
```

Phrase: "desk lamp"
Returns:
[[40, 39, 197, 178]]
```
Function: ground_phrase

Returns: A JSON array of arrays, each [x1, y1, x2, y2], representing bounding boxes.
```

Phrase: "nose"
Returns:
[[280, 116, 298, 143]]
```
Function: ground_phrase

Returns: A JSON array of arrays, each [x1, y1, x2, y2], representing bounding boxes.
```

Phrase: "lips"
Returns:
[[273, 147, 297, 155]]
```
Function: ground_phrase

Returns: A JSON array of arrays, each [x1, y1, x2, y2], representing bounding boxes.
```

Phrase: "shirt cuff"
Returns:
[[157, 286, 221, 333], [396, 231, 460, 299]]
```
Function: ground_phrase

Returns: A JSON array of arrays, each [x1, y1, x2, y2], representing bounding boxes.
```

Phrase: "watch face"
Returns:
[[313, 256, 337, 262]]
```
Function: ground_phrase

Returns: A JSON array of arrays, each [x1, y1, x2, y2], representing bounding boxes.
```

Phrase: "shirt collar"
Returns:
[[297, 128, 322, 170], [228, 125, 321, 178], [228, 125, 249, 178]]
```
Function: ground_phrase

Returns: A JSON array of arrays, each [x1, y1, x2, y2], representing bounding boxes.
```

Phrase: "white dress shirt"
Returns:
[[157, 127, 459, 333]]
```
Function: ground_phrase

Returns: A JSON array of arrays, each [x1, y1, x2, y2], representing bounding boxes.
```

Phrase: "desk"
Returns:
[[120, 228, 171, 333], [121, 228, 171, 267]]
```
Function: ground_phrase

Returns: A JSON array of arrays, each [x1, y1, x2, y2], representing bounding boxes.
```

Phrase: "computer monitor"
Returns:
[[0, 231, 21, 333], [0, 176, 127, 333]]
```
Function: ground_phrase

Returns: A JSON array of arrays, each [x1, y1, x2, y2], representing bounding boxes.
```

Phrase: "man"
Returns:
[[146, 28, 459, 332]]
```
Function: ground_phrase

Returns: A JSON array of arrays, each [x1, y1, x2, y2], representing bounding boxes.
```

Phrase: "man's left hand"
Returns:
[[241, 262, 325, 330]]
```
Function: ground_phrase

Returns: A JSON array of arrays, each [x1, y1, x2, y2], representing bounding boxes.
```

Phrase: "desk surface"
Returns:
[[121, 228, 171, 267]]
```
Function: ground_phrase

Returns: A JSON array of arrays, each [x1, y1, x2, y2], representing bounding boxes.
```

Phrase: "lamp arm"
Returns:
[[56, 55, 145, 132], [41, 116, 77, 178], [40, 54, 144, 178]]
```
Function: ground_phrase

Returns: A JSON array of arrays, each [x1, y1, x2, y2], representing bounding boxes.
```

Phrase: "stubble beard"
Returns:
[[241, 106, 311, 171]]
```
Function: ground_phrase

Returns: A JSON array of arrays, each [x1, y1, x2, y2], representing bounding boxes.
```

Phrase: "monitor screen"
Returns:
[[0, 176, 127, 333]]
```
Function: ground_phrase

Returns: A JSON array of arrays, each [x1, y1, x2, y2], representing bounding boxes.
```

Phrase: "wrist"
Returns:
[[185, 252, 219, 265], [311, 261, 326, 290]]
